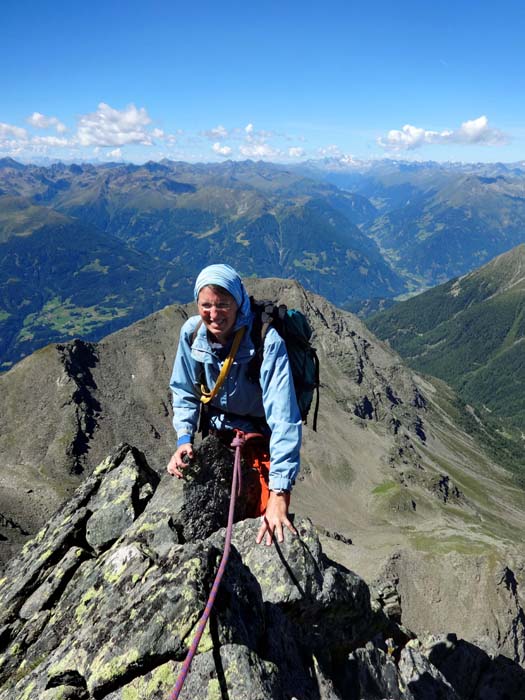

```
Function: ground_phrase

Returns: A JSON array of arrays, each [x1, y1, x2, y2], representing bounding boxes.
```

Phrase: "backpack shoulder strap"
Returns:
[[191, 319, 203, 346], [247, 297, 285, 381]]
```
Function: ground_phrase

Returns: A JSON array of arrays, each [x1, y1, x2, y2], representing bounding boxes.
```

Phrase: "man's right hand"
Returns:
[[166, 444, 194, 478]]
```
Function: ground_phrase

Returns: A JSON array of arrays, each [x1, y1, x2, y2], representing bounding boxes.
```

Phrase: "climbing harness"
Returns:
[[168, 429, 261, 700]]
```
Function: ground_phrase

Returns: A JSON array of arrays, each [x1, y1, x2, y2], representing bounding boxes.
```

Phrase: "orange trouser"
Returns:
[[210, 430, 290, 517], [242, 437, 291, 517]]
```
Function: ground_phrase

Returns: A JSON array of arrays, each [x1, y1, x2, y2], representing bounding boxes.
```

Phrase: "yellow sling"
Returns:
[[200, 327, 246, 404]]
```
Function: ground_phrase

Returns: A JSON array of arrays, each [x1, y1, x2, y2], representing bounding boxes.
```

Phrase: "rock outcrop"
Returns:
[[2, 440, 525, 699]]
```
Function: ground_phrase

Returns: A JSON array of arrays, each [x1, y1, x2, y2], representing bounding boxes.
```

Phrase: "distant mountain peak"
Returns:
[[472, 242, 525, 295], [0, 157, 26, 171]]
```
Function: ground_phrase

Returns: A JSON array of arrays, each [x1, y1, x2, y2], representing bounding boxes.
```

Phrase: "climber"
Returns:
[[166, 263, 302, 546]]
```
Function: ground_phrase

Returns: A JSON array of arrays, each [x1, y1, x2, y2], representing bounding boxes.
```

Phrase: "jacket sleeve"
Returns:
[[169, 320, 201, 446], [259, 328, 302, 492]]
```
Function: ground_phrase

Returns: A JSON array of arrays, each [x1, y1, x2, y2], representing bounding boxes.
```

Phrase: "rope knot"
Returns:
[[230, 429, 246, 448]]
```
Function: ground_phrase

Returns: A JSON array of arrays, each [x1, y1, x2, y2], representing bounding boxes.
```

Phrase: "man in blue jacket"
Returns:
[[167, 263, 302, 546]]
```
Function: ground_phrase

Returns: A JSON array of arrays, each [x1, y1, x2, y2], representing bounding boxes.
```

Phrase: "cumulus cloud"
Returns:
[[212, 142, 232, 157], [27, 112, 66, 133], [0, 122, 27, 139], [378, 115, 507, 151], [107, 148, 123, 159], [203, 124, 229, 140], [150, 128, 178, 145], [456, 116, 506, 143], [236, 122, 284, 159], [77, 102, 153, 147], [32, 136, 69, 147], [288, 147, 305, 158], [318, 144, 344, 157], [239, 142, 281, 158]]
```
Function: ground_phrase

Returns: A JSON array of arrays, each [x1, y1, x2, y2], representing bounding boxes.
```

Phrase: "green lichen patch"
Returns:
[[93, 454, 118, 477], [88, 647, 140, 692], [74, 586, 102, 625], [118, 660, 178, 699]]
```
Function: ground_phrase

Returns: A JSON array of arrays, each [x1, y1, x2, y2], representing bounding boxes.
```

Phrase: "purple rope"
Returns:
[[168, 430, 246, 700]]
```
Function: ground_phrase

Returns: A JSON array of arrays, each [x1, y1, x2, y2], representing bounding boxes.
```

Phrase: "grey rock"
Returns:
[[0, 442, 388, 700], [19, 546, 89, 620], [399, 642, 460, 699], [40, 687, 90, 700], [347, 645, 403, 700], [4, 440, 525, 700], [176, 644, 282, 700], [372, 579, 402, 623], [85, 448, 159, 551]]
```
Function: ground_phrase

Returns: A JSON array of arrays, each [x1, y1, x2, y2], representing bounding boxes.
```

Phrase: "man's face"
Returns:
[[197, 286, 238, 344]]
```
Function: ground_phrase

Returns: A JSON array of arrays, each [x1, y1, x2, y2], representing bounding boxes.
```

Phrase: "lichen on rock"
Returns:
[[2, 439, 525, 699]]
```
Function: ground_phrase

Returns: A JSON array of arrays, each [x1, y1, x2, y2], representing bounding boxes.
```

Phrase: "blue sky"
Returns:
[[2, 0, 524, 164]]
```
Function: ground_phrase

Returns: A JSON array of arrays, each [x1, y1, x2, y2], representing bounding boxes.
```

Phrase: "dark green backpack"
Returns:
[[248, 297, 320, 431]]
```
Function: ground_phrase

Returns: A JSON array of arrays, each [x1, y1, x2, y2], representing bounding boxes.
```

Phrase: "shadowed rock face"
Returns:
[[1, 440, 524, 700]]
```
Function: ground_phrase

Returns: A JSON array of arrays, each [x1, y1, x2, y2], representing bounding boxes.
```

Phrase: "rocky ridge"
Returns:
[[2, 440, 525, 700]]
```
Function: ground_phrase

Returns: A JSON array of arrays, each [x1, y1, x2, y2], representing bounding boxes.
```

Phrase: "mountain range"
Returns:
[[297, 158, 525, 291], [367, 244, 525, 455], [3, 157, 525, 369], [0, 158, 407, 368]]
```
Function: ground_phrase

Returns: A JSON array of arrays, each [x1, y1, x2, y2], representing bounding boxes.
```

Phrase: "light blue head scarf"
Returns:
[[194, 263, 252, 329]]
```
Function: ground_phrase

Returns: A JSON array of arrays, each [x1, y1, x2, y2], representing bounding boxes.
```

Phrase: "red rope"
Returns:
[[168, 430, 263, 700]]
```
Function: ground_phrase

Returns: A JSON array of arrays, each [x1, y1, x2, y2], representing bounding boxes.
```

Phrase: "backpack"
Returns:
[[248, 297, 320, 431]]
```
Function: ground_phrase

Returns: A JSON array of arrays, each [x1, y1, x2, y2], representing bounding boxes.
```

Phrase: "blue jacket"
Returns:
[[170, 314, 302, 492]]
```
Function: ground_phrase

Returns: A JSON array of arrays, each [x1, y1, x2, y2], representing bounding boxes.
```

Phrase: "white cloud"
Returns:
[[203, 125, 229, 140], [32, 136, 69, 147], [456, 116, 505, 144], [288, 147, 305, 158], [239, 142, 281, 158], [378, 115, 507, 151], [318, 144, 342, 157], [236, 122, 284, 159], [28, 112, 49, 128], [0, 122, 27, 139], [77, 102, 153, 147], [107, 148, 123, 159], [27, 112, 66, 133], [151, 128, 178, 145], [212, 142, 232, 157]]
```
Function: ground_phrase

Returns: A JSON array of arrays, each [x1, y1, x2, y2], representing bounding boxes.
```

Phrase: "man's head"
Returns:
[[197, 284, 238, 343], [194, 264, 251, 342]]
